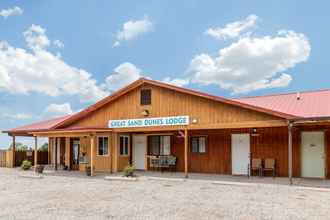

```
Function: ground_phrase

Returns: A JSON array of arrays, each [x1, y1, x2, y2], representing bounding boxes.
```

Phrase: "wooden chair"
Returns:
[[250, 158, 262, 177], [149, 156, 160, 171], [167, 156, 177, 172], [263, 158, 276, 177]]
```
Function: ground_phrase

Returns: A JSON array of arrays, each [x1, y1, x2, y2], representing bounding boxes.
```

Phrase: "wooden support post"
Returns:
[[12, 135, 16, 168], [48, 138, 51, 165], [65, 137, 70, 169], [112, 133, 118, 172], [184, 129, 189, 178], [288, 122, 293, 185], [55, 138, 58, 171], [34, 136, 38, 172], [90, 134, 95, 176]]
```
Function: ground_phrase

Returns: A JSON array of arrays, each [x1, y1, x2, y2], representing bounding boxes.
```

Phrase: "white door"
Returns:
[[231, 134, 250, 175], [301, 131, 325, 178], [133, 135, 147, 170]]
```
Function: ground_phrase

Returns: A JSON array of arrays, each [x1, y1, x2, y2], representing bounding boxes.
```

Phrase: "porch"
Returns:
[[5, 122, 330, 182]]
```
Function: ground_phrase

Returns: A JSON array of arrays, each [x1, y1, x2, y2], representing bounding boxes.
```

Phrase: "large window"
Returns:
[[120, 136, 130, 156], [148, 135, 171, 155], [98, 137, 109, 156], [140, 89, 151, 105], [191, 136, 206, 153]]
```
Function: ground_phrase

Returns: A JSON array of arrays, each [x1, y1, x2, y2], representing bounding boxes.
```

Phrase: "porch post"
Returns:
[[55, 138, 58, 171], [12, 135, 16, 168], [288, 122, 293, 185], [184, 128, 189, 178], [90, 134, 95, 176], [34, 136, 38, 172]]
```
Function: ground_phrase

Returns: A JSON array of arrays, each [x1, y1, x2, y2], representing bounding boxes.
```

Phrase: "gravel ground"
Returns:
[[1, 168, 330, 220]]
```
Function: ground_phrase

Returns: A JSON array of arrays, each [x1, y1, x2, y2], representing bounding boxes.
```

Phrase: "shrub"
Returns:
[[123, 165, 135, 177], [21, 160, 32, 170]]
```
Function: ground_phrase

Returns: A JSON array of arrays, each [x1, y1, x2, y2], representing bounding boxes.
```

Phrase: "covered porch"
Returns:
[[4, 119, 330, 185]]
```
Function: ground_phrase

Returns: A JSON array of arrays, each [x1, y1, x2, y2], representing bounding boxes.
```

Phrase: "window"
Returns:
[[148, 136, 171, 155], [140, 89, 151, 105], [191, 136, 206, 153], [98, 137, 109, 156], [120, 136, 129, 156]]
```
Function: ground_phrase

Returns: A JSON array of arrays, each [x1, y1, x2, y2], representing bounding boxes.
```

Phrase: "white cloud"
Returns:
[[0, 113, 32, 120], [188, 30, 310, 94], [206, 14, 258, 40], [43, 103, 73, 118], [104, 62, 142, 91], [0, 6, 23, 18], [113, 16, 153, 47], [53, 40, 64, 49], [23, 24, 50, 51], [0, 25, 109, 103], [162, 77, 190, 87]]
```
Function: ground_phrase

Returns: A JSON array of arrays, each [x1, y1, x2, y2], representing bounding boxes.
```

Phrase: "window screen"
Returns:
[[98, 137, 109, 155], [191, 136, 206, 153], [140, 89, 151, 105], [120, 136, 129, 155]]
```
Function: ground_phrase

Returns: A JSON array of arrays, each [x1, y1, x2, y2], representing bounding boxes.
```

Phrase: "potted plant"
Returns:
[[35, 165, 44, 173], [21, 160, 32, 170], [123, 165, 135, 177], [85, 165, 92, 176]]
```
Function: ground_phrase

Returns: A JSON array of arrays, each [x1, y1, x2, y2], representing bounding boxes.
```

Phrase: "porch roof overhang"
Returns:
[[29, 127, 112, 137]]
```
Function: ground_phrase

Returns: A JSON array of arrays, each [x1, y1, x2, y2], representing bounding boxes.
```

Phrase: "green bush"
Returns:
[[21, 160, 32, 170], [123, 165, 135, 177]]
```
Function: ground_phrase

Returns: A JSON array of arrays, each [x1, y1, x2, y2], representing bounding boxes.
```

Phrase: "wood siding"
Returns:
[[168, 126, 330, 178], [78, 135, 112, 172], [63, 85, 282, 130]]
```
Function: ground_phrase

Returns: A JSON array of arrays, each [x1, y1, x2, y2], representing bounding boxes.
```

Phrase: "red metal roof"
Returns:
[[5, 115, 72, 133], [4, 79, 330, 135], [234, 89, 330, 118]]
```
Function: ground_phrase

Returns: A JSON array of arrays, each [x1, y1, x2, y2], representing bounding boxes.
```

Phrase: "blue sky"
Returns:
[[0, 0, 329, 148]]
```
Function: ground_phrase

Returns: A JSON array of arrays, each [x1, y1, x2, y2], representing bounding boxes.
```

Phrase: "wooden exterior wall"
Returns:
[[63, 84, 282, 130], [168, 126, 330, 178], [78, 135, 112, 172]]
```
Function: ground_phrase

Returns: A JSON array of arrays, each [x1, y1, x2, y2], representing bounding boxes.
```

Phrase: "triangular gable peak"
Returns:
[[55, 78, 295, 130]]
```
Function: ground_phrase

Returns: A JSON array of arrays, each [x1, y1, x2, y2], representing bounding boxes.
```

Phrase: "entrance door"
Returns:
[[231, 134, 250, 175], [70, 139, 80, 170], [301, 131, 325, 178], [133, 135, 146, 170]]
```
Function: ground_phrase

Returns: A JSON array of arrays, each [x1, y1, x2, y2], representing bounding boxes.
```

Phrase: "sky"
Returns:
[[0, 0, 329, 148]]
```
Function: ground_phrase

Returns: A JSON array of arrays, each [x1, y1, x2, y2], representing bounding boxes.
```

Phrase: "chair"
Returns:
[[167, 156, 177, 172], [263, 158, 276, 177], [149, 156, 160, 170], [250, 158, 262, 177]]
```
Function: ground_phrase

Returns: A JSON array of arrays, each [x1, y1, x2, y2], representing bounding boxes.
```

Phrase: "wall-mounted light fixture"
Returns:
[[141, 109, 149, 117], [191, 117, 198, 124], [251, 128, 260, 137]]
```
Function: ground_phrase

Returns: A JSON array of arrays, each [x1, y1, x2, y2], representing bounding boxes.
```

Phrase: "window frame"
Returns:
[[147, 135, 171, 156], [140, 89, 152, 106], [119, 135, 130, 156], [190, 136, 207, 154], [97, 136, 109, 156]]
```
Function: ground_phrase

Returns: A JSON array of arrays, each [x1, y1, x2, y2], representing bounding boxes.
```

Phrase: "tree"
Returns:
[[39, 143, 49, 151], [9, 142, 30, 151]]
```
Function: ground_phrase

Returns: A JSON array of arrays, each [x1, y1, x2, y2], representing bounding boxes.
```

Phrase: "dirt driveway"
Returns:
[[0, 168, 330, 220]]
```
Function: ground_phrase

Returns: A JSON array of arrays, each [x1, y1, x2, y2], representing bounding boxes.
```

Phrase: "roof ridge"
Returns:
[[234, 88, 330, 100]]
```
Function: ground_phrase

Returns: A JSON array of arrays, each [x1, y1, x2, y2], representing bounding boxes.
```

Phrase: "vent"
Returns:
[[296, 92, 301, 100]]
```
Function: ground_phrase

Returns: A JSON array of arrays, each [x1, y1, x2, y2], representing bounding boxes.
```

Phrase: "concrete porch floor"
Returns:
[[39, 166, 330, 189]]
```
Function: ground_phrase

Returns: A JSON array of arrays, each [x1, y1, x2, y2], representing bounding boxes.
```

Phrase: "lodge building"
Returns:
[[3, 78, 330, 181]]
